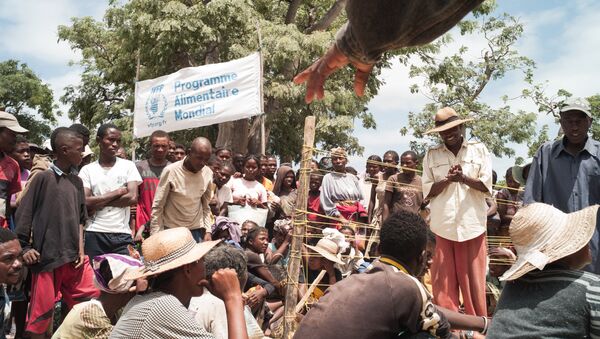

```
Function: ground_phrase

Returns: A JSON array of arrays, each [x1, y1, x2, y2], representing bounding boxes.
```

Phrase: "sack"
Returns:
[[228, 205, 268, 226]]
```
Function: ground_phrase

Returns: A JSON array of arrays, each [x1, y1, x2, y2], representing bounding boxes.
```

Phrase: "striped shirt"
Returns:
[[488, 269, 600, 338], [110, 291, 214, 339]]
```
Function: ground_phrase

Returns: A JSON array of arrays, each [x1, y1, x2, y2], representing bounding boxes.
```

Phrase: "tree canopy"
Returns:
[[0, 60, 58, 144], [403, 5, 540, 158], [60, 0, 443, 160]]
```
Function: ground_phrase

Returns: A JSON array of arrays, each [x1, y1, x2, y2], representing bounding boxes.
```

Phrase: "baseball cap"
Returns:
[[0, 111, 28, 133], [560, 97, 592, 117]]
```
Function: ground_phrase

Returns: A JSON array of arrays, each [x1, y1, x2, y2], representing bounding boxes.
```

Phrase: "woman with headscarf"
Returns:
[[272, 165, 297, 219], [320, 148, 367, 228]]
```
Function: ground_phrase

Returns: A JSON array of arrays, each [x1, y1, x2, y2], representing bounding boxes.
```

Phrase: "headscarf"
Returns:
[[272, 165, 296, 196], [93, 254, 143, 294], [211, 216, 242, 244]]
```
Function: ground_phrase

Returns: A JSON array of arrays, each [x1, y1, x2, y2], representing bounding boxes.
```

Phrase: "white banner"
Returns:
[[133, 52, 262, 138]]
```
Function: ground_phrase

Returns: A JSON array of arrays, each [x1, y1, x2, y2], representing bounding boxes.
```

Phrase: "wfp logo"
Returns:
[[145, 84, 167, 120]]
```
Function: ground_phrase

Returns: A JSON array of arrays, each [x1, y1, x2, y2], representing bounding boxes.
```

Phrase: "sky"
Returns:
[[1, 0, 599, 179]]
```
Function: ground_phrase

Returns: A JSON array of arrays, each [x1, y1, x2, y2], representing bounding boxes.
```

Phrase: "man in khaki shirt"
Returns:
[[422, 107, 492, 317], [150, 137, 213, 242]]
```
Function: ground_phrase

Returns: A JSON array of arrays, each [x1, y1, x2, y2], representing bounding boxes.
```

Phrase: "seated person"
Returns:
[[212, 217, 242, 248], [294, 210, 489, 338], [337, 226, 366, 278], [110, 228, 247, 339], [302, 228, 346, 300], [266, 219, 292, 267], [190, 245, 264, 339], [488, 203, 600, 338], [53, 254, 143, 339]]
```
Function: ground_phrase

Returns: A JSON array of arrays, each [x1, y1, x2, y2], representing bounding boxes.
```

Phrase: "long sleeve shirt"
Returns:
[[150, 160, 213, 234], [15, 166, 87, 272], [336, 0, 484, 64]]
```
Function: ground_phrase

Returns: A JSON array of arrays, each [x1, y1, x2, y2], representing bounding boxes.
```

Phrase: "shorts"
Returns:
[[84, 231, 134, 260], [27, 258, 99, 334]]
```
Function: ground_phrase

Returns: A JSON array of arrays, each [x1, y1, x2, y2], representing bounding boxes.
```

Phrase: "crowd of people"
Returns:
[[0, 94, 598, 338]]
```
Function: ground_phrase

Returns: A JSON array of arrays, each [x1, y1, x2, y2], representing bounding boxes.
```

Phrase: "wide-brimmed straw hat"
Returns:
[[500, 203, 599, 281], [125, 228, 221, 280], [304, 238, 344, 265], [425, 107, 473, 134]]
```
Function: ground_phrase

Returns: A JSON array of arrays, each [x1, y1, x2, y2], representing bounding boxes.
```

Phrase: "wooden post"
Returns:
[[282, 116, 315, 338]]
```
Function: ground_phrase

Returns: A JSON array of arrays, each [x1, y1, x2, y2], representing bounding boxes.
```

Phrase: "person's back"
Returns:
[[489, 269, 600, 338]]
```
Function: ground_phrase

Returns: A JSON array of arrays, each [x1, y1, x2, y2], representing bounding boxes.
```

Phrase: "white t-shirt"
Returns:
[[229, 178, 268, 203], [79, 158, 142, 234], [216, 185, 233, 209]]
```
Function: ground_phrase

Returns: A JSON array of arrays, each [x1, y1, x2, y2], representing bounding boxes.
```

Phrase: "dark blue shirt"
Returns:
[[524, 137, 600, 212]]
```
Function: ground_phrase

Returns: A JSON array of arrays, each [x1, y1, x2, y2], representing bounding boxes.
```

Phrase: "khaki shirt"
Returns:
[[150, 159, 213, 234], [422, 140, 492, 242]]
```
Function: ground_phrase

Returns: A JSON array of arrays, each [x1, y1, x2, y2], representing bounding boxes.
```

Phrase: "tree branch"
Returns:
[[305, 0, 347, 34], [285, 0, 303, 24]]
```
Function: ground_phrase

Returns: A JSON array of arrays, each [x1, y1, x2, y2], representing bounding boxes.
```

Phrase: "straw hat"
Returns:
[[500, 203, 599, 281], [425, 107, 473, 134], [304, 238, 344, 265], [125, 228, 221, 280]]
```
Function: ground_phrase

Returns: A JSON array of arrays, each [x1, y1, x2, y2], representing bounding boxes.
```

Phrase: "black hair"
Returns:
[[150, 130, 170, 141], [384, 150, 400, 163], [505, 167, 513, 178], [243, 154, 261, 167], [207, 155, 221, 167], [367, 154, 382, 162], [427, 229, 437, 245], [69, 123, 90, 139], [0, 228, 17, 243], [345, 166, 358, 175], [492, 170, 498, 185], [401, 150, 418, 161], [380, 210, 427, 265], [15, 134, 28, 144], [246, 226, 268, 242], [220, 161, 234, 172], [339, 225, 355, 235], [266, 154, 277, 161], [175, 143, 185, 150], [215, 147, 231, 155], [96, 123, 119, 139], [50, 127, 80, 152]]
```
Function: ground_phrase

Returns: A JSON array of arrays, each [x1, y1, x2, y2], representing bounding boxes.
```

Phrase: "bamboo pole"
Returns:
[[282, 116, 315, 338]]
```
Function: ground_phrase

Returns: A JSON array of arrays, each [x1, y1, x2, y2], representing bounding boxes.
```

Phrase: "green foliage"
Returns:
[[404, 10, 540, 158], [0, 60, 59, 144], [59, 0, 434, 160]]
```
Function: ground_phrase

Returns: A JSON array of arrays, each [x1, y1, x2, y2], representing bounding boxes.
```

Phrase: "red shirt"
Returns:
[[0, 154, 21, 227], [135, 160, 169, 231]]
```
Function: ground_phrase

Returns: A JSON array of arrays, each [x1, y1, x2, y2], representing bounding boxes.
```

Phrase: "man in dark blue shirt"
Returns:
[[524, 97, 600, 273]]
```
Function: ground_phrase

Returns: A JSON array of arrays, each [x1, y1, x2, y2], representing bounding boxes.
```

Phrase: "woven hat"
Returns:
[[330, 147, 347, 158], [304, 238, 344, 265], [125, 228, 221, 280], [93, 254, 143, 294], [425, 107, 473, 134], [500, 203, 599, 281], [0, 111, 28, 133]]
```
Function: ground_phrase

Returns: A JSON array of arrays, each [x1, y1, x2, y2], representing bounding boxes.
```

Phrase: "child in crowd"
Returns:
[[337, 226, 366, 278]]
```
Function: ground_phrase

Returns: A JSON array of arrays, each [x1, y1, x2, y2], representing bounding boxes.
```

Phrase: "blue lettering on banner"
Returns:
[[145, 84, 167, 121], [174, 104, 216, 121], [174, 73, 238, 92]]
